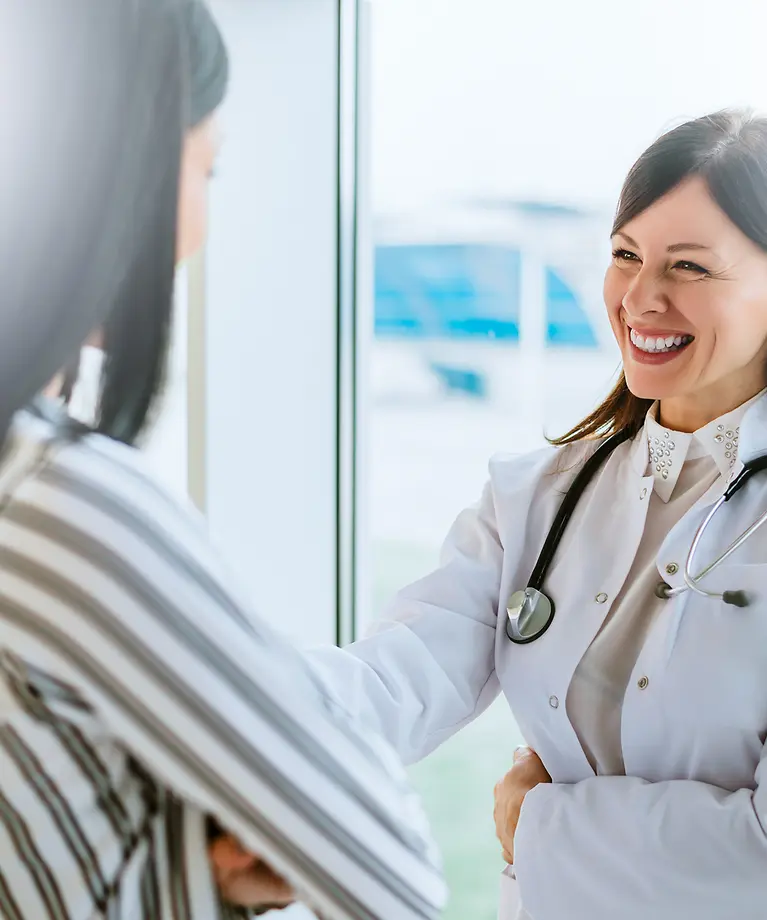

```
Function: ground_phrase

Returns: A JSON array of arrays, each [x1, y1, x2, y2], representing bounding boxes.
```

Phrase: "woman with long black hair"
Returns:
[[0, 2, 444, 918]]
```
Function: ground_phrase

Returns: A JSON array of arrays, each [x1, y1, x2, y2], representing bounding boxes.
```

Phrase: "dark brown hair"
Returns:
[[552, 109, 767, 446], [0, 0, 185, 446], [29, 0, 229, 446]]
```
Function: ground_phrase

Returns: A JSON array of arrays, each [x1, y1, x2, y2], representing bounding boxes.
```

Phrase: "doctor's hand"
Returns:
[[493, 746, 551, 865], [209, 833, 295, 912]]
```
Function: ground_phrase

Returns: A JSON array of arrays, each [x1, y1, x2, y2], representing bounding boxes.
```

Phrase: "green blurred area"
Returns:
[[372, 540, 525, 920]]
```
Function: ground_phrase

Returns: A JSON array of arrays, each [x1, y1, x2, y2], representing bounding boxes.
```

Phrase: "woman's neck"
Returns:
[[659, 382, 765, 433]]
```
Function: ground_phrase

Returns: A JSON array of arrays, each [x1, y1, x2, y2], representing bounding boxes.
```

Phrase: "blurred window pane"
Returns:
[[365, 2, 767, 915]]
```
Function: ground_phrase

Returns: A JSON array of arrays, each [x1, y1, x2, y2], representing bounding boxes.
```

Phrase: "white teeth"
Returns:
[[630, 330, 693, 353]]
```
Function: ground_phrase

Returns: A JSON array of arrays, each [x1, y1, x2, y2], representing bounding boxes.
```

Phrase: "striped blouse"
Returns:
[[0, 400, 445, 920]]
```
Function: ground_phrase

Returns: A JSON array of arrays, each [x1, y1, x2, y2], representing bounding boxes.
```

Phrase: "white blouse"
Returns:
[[565, 392, 763, 775]]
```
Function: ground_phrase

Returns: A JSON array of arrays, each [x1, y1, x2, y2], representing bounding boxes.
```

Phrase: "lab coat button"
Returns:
[[637, 676, 649, 690], [548, 695, 559, 709], [640, 487, 648, 499], [595, 592, 608, 604], [665, 563, 679, 575]]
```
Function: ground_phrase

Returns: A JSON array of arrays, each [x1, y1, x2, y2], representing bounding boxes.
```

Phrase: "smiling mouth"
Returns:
[[629, 328, 695, 355]]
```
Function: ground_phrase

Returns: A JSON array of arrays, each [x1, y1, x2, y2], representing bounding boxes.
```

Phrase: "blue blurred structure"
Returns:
[[428, 362, 487, 399], [374, 243, 597, 347]]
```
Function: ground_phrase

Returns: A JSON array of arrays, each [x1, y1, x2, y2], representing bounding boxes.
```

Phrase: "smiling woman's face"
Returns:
[[604, 175, 767, 429]]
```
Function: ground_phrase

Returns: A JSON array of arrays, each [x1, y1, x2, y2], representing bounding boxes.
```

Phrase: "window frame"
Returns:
[[187, 0, 370, 647]]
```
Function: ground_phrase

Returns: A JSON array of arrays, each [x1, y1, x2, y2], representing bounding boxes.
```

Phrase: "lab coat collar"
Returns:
[[643, 408, 691, 502], [737, 389, 767, 465]]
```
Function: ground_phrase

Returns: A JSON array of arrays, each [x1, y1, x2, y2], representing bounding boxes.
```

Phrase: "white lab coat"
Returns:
[[310, 392, 767, 920]]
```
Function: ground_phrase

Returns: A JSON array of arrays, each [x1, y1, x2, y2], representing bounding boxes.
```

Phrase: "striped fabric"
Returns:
[[0, 401, 446, 920]]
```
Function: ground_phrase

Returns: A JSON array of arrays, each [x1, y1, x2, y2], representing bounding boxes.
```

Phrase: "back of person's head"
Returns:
[[0, 0, 228, 448], [97, 0, 228, 443]]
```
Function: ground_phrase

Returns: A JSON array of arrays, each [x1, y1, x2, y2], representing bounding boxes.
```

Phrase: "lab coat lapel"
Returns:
[[522, 436, 652, 779], [735, 390, 767, 465], [653, 394, 767, 660], [652, 392, 767, 589]]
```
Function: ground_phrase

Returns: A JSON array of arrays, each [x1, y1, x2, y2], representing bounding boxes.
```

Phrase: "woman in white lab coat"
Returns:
[[310, 109, 767, 919]]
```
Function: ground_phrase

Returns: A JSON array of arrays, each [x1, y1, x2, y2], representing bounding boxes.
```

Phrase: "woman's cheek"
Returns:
[[603, 269, 626, 332], [176, 175, 208, 264]]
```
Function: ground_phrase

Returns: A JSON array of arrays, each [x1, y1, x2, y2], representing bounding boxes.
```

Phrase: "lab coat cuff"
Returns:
[[512, 782, 557, 911]]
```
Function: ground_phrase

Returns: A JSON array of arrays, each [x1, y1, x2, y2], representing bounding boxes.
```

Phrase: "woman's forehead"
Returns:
[[619, 177, 742, 249]]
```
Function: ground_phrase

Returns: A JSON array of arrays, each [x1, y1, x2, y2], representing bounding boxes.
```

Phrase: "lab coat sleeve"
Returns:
[[308, 480, 504, 765], [513, 750, 767, 920]]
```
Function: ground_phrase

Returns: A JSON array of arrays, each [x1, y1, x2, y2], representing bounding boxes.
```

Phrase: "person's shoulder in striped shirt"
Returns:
[[0, 399, 444, 920]]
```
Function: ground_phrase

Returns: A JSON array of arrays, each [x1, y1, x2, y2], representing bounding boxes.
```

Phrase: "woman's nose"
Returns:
[[622, 271, 668, 318]]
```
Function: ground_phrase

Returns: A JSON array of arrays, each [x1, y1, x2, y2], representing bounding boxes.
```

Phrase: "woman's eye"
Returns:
[[673, 260, 709, 276], [612, 248, 640, 264]]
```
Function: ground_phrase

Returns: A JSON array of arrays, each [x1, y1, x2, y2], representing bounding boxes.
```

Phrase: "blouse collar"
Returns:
[[644, 392, 765, 502]]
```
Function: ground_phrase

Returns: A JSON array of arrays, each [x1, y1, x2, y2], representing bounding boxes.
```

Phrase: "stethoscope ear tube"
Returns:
[[680, 455, 767, 607], [722, 590, 750, 607], [723, 455, 767, 500]]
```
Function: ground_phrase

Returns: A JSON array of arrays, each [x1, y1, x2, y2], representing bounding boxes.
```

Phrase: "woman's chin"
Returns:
[[623, 367, 676, 402]]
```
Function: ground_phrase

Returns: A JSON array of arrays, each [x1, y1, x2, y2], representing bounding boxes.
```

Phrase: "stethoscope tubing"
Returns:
[[508, 436, 767, 640], [526, 428, 634, 592], [673, 456, 767, 601]]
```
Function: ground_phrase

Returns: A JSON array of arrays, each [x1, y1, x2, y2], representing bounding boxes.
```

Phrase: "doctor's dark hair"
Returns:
[[552, 109, 767, 445]]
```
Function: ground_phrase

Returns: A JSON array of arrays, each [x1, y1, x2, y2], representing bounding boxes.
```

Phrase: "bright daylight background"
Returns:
[[114, 1, 767, 918], [367, 2, 767, 917]]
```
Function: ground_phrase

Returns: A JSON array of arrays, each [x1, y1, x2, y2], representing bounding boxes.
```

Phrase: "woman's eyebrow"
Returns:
[[666, 242, 714, 254], [613, 232, 714, 255]]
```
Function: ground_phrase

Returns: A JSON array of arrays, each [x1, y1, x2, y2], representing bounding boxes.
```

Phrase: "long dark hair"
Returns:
[[96, 0, 228, 444], [0, 0, 184, 445], [0, 0, 228, 449], [553, 109, 767, 445]]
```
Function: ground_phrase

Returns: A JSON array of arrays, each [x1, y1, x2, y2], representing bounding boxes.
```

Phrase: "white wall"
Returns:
[[203, 0, 341, 646], [142, 272, 189, 497], [372, 0, 767, 212]]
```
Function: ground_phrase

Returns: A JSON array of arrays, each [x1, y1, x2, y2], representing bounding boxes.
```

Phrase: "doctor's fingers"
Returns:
[[492, 787, 516, 851], [510, 746, 551, 784], [494, 805, 516, 864]]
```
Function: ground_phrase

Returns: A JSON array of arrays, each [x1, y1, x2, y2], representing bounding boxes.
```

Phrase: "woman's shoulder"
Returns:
[[0, 405, 258, 633], [487, 438, 603, 494], [1, 405, 213, 567]]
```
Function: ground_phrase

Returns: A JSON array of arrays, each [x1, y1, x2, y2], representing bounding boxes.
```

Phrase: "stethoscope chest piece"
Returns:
[[506, 587, 555, 644]]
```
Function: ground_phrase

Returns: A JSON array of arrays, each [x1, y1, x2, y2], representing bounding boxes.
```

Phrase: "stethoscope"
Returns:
[[506, 428, 767, 644]]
